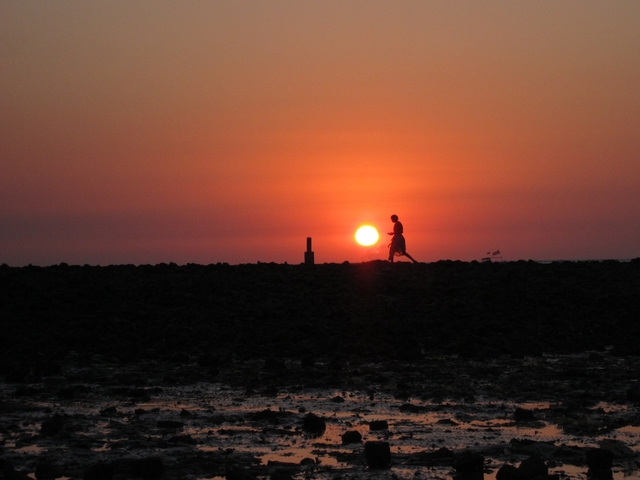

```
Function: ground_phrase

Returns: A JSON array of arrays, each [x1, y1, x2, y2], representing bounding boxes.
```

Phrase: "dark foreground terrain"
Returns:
[[1, 260, 640, 480], [2, 259, 640, 371]]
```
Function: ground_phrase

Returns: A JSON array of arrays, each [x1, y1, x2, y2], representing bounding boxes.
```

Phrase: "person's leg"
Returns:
[[403, 252, 418, 263], [388, 240, 396, 262]]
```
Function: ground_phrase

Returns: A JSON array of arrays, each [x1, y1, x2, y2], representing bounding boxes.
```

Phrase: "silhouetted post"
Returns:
[[305, 237, 314, 265]]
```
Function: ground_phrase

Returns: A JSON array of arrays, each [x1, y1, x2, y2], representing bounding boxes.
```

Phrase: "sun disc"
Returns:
[[355, 225, 379, 246]]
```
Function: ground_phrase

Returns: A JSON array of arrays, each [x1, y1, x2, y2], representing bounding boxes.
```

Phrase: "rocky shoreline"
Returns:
[[2, 260, 640, 370], [1, 260, 640, 479]]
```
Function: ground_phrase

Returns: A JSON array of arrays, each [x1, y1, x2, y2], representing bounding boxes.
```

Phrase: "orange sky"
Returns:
[[2, 1, 639, 265]]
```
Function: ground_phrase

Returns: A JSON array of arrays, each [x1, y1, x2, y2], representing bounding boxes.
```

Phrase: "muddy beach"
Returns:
[[1, 260, 640, 480]]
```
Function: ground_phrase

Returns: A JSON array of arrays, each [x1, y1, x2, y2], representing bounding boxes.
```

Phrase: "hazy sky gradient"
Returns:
[[2, 1, 639, 265]]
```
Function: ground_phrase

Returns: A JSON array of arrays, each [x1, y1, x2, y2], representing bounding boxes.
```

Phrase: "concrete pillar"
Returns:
[[304, 237, 314, 265]]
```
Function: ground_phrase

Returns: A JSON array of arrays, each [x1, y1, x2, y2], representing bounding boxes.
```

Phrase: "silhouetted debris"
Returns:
[[129, 457, 164, 479], [168, 434, 197, 445], [341, 430, 362, 444], [497, 464, 528, 480], [365, 441, 391, 469], [515, 407, 535, 421], [302, 413, 326, 435], [2, 261, 640, 480], [270, 472, 294, 480], [626, 384, 640, 401], [0, 459, 32, 480], [226, 465, 258, 480], [517, 455, 548, 479], [369, 420, 388, 431], [34, 459, 61, 480], [586, 448, 614, 469], [40, 414, 66, 437], [453, 452, 484, 476], [83, 461, 113, 480]]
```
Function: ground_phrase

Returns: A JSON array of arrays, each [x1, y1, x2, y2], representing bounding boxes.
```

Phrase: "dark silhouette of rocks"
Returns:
[[226, 465, 258, 480], [341, 430, 362, 444], [586, 448, 614, 469], [369, 420, 389, 431], [40, 414, 66, 437], [586, 448, 614, 479], [128, 457, 164, 479], [83, 461, 113, 480], [34, 459, 61, 480], [0, 459, 32, 480], [365, 441, 391, 469], [625, 384, 640, 401], [453, 452, 484, 476], [517, 455, 548, 479], [497, 464, 528, 480], [1, 260, 639, 372], [301, 413, 325, 435], [2, 260, 640, 480], [514, 407, 535, 421]]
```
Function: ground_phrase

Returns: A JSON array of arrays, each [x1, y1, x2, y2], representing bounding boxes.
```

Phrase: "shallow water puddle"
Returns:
[[2, 355, 640, 479]]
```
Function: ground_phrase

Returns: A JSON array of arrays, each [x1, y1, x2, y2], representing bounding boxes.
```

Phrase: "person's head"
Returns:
[[390, 215, 398, 223]]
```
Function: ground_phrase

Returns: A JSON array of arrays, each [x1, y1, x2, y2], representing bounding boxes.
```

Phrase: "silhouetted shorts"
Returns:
[[389, 235, 406, 255]]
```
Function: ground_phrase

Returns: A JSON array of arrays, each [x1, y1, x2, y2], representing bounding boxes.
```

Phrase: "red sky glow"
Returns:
[[1, 1, 639, 265]]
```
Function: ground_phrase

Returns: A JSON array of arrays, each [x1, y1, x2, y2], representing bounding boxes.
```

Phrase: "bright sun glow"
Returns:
[[355, 225, 380, 246]]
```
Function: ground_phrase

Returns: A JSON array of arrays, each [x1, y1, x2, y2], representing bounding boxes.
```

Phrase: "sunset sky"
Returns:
[[2, 1, 639, 265]]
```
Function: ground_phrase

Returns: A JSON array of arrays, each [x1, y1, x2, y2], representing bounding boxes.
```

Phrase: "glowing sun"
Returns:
[[355, 225, 380, 246]]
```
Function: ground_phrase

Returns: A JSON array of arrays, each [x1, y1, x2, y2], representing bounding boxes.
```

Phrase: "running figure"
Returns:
[[388, 215, 418, 263]]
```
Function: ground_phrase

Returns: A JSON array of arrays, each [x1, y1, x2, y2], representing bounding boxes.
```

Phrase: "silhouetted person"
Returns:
[[388, 215, 418, 263]]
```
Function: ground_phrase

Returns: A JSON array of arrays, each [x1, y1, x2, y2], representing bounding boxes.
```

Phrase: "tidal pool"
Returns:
[[1, 354, 640, 479]]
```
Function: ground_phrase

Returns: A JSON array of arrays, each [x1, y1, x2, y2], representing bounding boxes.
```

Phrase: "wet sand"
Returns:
[[1, 260, 640, 479]]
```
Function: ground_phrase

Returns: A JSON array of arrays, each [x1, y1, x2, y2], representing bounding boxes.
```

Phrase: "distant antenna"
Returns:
[[305, 237, 315, 265]]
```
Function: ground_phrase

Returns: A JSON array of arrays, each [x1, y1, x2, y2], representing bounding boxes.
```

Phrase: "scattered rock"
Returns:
[[599, 439, 634, 458], [129, 457, 164, 479], [156, 420, 184, 429], [365, 441, 391, 469], [586, 448, 614, 469], [437, 418, 459, 426], [168, 434, 197, 445], [426, 447, 454, 459], [369, 420, 389, 431], [99, 406, 118, 417], [226, 465, 258, 480], [496, 464, 528, 480], [35, 459, 61, 480], [453, 452, 484, 475], [515, 407, 535, 421], [40, 414, 66, 437], [626, 385, 640, 401], [302, 413, 326, 435], [83, 461, 113, 480], [518, 455, 547, 479], [270, 472, 294, 480], [0, 459, 32, 480], [341, 430, 362, 444]]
